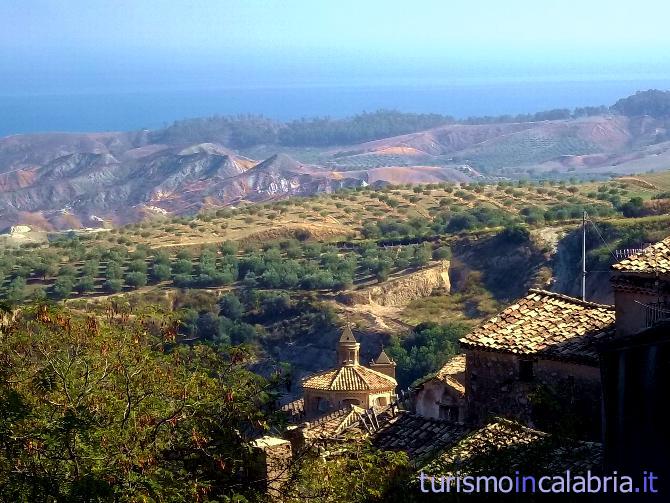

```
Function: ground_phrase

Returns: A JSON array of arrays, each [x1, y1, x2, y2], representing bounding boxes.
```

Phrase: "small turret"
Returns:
[[370, 348, 396, 379], [337, 325, 360, 366]]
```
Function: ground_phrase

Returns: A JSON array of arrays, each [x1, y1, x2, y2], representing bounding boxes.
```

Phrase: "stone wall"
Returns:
[[414, 379, 464, 422], [464, 350, 602, 440], [250, 436, 292, 497], [303, 388, 393, 416]]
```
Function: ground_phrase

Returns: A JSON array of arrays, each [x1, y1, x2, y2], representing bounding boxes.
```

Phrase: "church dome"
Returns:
[[302, 365, 396, 392]]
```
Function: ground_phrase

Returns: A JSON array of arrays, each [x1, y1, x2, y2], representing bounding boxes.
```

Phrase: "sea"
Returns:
[[1, 78, 670, 137]]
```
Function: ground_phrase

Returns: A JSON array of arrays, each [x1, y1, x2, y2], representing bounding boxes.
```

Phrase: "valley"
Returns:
[[2, 168, 669, 394]]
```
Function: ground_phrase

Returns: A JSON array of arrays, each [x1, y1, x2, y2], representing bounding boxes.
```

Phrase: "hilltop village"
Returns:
[[250, 235, 670, 497]]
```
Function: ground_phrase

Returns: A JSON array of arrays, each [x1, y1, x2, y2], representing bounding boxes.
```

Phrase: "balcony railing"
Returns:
[[635, 301, 670, 329]]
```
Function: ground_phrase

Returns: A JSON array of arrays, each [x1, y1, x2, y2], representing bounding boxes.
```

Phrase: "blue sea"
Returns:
[[1, 78, 670, 137]]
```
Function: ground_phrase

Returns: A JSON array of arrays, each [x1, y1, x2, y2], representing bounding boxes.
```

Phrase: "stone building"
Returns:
[[458, 289, 615, 439], [413, 353, 466, 422], [611, 235, 670, 336], [601, 239, 670, 479], [301, 326, 397, 416]]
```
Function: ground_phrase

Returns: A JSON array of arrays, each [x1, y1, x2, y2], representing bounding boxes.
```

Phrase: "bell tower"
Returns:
[[370, 348, 396, 379], [337, 325, 360, 366]]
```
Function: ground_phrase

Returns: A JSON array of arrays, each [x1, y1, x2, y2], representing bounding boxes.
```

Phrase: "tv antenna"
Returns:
[[581, 211, 586, 301]]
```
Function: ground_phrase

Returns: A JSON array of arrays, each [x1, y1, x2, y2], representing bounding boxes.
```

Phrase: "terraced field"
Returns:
[[1, 176, 668, 307], [88, 180, 627, 249]]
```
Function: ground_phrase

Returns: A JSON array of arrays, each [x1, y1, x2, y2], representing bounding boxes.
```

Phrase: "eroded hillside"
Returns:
[[2, 105, 670, 230]]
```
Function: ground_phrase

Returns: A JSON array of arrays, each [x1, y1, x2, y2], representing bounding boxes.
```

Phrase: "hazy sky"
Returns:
[[1, 0, 670, 95]]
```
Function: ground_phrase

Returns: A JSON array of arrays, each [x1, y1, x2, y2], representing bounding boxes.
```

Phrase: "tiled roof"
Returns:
[[371, 412, 470, 463], [434, 354, 466, 396], [460, 289, 615, 363], [612, 236, 670, 274], [422, 418, 602, 474], [302, 364, 396, 392], [301, 405, 364, 439]]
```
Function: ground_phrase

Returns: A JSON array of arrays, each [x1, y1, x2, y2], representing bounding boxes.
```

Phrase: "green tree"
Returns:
[[58, 264, 77, 277], [75, 275, 96, 294], [81, 259, 100, 277], [103, 279, 123, 293], [432, 246, 452, 260], [151, 262, 172, 282], [127, 259, 148, 274], [34, 259, 59, 280], [413, 244, 432, 267], [218, 293, 244, 320], [0, 305, 283, 502], [286, 441, 411, 502], [172, 258, 193, 275], [105, 261, 123, 280], [125, 271, 147, 289], [52, 275, 75, 300], [5, 277, 27, 303], [387, 322, 470, 387]]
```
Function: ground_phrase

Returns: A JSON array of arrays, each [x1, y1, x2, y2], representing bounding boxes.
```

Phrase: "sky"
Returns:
[[1, 0, 670, 96]]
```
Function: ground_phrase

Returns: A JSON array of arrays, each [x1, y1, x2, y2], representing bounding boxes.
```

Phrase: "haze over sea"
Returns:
[[2, 78, 670, 137]]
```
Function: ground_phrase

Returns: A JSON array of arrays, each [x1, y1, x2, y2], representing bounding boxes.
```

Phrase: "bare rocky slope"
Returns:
[[340, 260, 451, 308], [1, 113, 669, 230]]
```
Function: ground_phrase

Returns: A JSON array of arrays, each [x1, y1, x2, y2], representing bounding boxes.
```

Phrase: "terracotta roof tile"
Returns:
[[372, 412, 470, 463], [422, 418, 602, 474], [302, 406, 365, 439], [460, 289, 615, 363], [612, 236, 670, 274], [302, 365, 396, 392]]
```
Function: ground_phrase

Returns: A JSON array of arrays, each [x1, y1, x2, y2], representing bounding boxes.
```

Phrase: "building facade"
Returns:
[[413, 354, 466, 422], [611, 236, 670, 336], [458, 289, 615, 440]]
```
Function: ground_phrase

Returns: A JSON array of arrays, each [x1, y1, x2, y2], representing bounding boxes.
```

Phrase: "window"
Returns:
[[519, 359, 534, 382], [439, 405, 460, 422]]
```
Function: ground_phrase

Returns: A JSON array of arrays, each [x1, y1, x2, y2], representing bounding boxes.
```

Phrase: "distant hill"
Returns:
[[1, 91, 670, 230], [612, 89, 670, 120]]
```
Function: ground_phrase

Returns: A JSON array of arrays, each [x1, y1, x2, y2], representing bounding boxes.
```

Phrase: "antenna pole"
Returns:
[[582, 211, 587, 301]]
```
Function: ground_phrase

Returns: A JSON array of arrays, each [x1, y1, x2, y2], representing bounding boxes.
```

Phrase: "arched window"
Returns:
[[317, 397, 331, 412]]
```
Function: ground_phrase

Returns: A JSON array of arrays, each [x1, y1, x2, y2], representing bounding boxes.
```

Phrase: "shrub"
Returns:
[[105, 261, 123, 280], [104, 279, 124, 293], [432, 247, 452, 260], [151, 263, 172, 282], [52, 275, 76, 299], [76, 275, 96, 294], [125, 272, 147, 289]]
